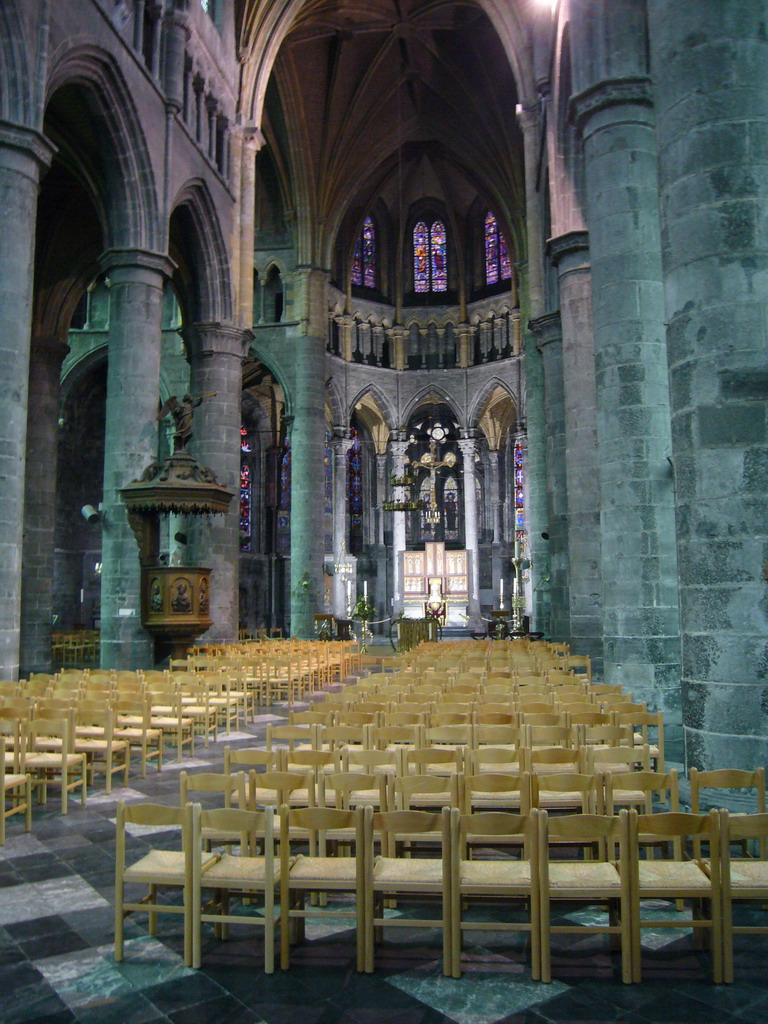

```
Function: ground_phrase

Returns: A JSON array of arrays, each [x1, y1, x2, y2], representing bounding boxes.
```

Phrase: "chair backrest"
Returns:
[[585, 743, 650, 774], [393, 773, 459, 810], [250, 769, 314, 808], [368, 806, 451, 859], [539, 808, 631, 868], [605, 769, 680, 815], [532, 771, 602, 814], [280, 803, 364, 857], [265, 723, 319, 752], [633, 809, 720, 867], [223, 745, 279, 773], [197, 804, 274, 858], [452, 807, 537, 862], [180, 770, 247, 808], [525, 745, 584, 774], [323, 771, 387, 809], [690, 766, 766, 814], [462, 772, 531, 813], [403, 746, 462, 774], [0, 716, 24, 772]]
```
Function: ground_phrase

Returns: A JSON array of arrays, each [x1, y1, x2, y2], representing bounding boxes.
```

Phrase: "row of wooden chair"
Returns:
[[116, 801, 768, 983]]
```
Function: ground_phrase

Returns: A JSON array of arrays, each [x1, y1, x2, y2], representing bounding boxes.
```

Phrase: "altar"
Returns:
[[401, 541, 470, 625]]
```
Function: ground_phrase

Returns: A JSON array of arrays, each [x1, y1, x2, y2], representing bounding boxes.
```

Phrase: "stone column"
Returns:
[[547, 233, 603, 671], [0, 123, 53, 679], [288, 269, 329, 637], [188, 323, 248, 642], [390, 438, 408, 614], [530, 312, 570, 641], [649, 0, 768, 770], [456, 323, 473, 369], [523, 331, 550, 634], [331, 432, 354, 618], [459, 436, 481, 623], [390, 326, 407, 371], [572, 70, 681, 711], [20, 335, 69, 675], [100, 250, 173, 669], [375, 452, 387, 546]]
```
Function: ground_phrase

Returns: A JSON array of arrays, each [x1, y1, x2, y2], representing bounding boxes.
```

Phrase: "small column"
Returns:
[[338, 316, 355, 361], [389, 325, 407, 371], [390, 438, 408, 614], [487, 448, 502, 544], [20, 335, 69, 675], [546, 234, 603, 671], [459, 436, 481, 623], [456, 323, 473, 369], [99, 249, 173, 669], [162, 4, 190, 111], [331, 432, 354, 618], [188, 323, 249, 642], [0, 123, 53, 679], [375, 452, 387, 546], [523, 329, 551, 635]]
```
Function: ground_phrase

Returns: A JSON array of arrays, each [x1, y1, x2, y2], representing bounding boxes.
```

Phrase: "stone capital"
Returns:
[[528, 311, 563, 351], [190, 322, 251, 361], [546, 231, 589, 267], [99, 248, 177, 282], [330, 432, 354, 458], [458, 436, 478, 461], [0, 119, 56, 175], [570, 77, 654, 136]]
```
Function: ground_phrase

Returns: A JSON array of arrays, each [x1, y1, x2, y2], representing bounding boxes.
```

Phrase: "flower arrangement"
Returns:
[[352, 595, 375, 621]]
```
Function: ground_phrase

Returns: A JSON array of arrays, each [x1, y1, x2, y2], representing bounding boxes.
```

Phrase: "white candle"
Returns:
[[514, 538, 520, 559], [499, 578, 504, 600], [363, 580, 368, 600]]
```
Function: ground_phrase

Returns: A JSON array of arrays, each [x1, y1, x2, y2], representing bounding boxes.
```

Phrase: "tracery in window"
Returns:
[[413, 218, 448, 293], [351, 216, 377, 289], [484, 211, 512, 286]]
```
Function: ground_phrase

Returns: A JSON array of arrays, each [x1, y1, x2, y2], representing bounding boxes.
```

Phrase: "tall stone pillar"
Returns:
[[649, 0, 768, 770], [390, 438, 408, 615], [0, 123, 53, 679], [375, 452, 387, 546], [20, 335, 69, 675], [459, 436, 481, 623], [530, 313, 570, 641], [188, 323, 248, 642], [523, 333, 550, 634], [100, 250, 172, 669], [571, 67, 681, 711], [331, 432, 354, 618], [547, 233, 603, 671]]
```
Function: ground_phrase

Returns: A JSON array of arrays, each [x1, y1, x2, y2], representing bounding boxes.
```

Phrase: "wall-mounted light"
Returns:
[[81, 504, 102, 524]]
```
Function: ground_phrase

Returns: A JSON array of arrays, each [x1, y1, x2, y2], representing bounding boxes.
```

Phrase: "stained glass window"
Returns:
[[514, 439, 526, 538], [240, 463, 252, 551], [484, 211, 512, 286], [430, 221, 447, 292], [352, 216, 377, 289], [443, 475, 459, 539], [347, 428, 363, 526], [324, 431, 333, 553], [276, 445, 291, 554], [485, 212, 499, 285], [413, 218, 448, 293], [240, 425, 252, 552], [414, 221, 429, 293]]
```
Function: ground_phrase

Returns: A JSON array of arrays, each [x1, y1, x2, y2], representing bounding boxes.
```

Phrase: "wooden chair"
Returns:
[[192, 805, 280, 971], [364, 807, 452, 975], [450, 808, 540, 978], [719, 810, 768, 983], [614, 709, 665, 770], [280, 804, 366, 970], [115, 800, 214, 967], [538, 809, 633, 984], [690, 767, 766, 858], [462, 771, 530, 814], [23, 717, 86, 814], [630, 810, 723, 983], [74, 706, 130, 794], [531, 771, 603, 814], [1, 718, 31, 845], [392, 773, 460, 812], [180, 770, 249, 848], [113, 697, 163, 777]]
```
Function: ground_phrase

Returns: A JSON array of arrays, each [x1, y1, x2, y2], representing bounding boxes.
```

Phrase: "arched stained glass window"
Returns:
[[324, 431, 333, 553], [276, 445, 291, 554], [347, 429, 363, 525], [240, 425, 252, 552], [430, 221, 447, 292], [413, 218, 447, 293], [351, 216, 377, 289], [443, 475, 459, 539], [240, 463, 252, 551], [484, 211, 512, 286]]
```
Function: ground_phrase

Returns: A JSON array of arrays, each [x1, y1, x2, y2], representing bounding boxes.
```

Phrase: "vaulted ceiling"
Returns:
[[246, 0, 528, 267]]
